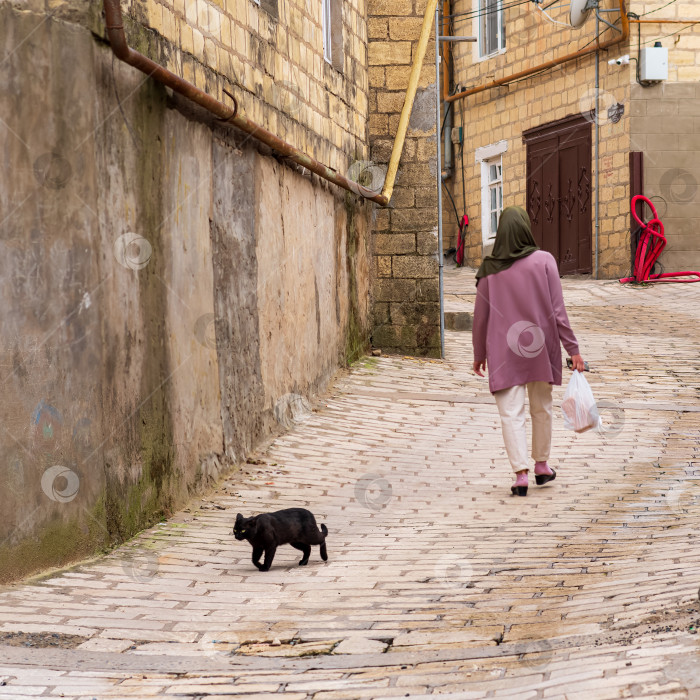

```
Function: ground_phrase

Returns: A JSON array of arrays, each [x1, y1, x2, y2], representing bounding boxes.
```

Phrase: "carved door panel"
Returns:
[[526, 135, 559, 262], [524, 115, 592, 275]]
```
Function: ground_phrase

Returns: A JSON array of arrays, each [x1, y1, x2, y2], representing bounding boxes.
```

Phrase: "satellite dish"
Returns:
[[570, 0, 592, 28]]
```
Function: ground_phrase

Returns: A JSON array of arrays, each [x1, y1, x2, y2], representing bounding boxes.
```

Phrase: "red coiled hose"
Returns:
[[619, 195, 700, 284]]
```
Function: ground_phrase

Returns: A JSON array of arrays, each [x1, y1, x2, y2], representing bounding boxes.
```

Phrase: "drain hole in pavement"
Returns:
[[0, 631, 88, 649]]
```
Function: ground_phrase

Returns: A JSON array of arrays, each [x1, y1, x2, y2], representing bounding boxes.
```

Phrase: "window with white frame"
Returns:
[[478, 0, 505, 58], [486, 159, 503, 239], [322, 0, 332, 64], [322, 0, 343, 71], [476, 140, 507, 244]]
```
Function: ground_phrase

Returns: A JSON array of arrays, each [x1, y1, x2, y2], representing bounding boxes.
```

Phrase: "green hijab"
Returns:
[[476, 206, 539, 283]]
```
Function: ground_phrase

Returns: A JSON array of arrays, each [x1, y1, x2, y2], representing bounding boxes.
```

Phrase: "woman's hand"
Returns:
[[473, 360, 486, 377], [570, 354, 586, 371]]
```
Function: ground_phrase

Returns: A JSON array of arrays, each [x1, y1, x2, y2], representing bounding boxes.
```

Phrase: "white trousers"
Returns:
[[493, 382, 553, 473]]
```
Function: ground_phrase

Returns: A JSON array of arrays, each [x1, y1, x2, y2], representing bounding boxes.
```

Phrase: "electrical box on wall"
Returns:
[[640, 44, 668, 82], [451, 127, 463, 145]]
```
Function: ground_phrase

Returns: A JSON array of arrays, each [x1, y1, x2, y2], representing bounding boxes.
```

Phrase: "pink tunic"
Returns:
[[472, 250, 580, 394]]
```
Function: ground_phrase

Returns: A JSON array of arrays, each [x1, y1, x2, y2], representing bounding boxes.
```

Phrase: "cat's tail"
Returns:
[[320, 524, 328, 561]]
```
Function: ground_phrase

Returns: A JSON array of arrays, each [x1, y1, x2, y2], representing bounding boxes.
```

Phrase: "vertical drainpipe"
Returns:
[[435, 4, 445, 359], [442, 0, 453, 183], [594, 16, 600, 279], [441, 102, 452, 256], [443, 103, 453, 178]]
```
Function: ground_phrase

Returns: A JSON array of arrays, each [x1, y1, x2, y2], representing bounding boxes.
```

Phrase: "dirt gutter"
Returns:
[[103, 0, 387, 205], [446, 0, 629, 103]]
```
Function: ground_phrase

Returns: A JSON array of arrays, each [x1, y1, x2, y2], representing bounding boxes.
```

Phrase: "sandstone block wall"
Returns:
[[448, 0, 700, 280], [368, 0, 441, 357], [631, 82, 700, 273], [450, 0, 632, 279], [113, 0, 371, 175], [629, 3, 700, 272], [633, 0, 700, 82]]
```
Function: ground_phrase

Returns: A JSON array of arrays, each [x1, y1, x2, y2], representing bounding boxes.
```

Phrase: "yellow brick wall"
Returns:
[[629, 2, 700, 273], [449, 0, 633, 278], [127, 0, 369, 174], [632, 1, 700, 82]]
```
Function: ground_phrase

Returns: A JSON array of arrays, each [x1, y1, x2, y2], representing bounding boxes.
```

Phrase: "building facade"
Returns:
[[446, 0, 700, 279]]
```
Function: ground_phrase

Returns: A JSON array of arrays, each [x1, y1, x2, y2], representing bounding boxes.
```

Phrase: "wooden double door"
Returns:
[[523, 114, 593, 275]]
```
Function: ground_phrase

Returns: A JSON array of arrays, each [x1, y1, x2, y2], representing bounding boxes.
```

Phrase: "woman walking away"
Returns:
[[472, 206, 585, 497]]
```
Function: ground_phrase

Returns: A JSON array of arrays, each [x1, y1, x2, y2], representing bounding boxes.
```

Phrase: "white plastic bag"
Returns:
[[561, 370, 600, 433]]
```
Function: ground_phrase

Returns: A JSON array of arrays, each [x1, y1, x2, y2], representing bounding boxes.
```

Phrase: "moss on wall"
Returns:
[[103, 464, 172, 543], [0, 499, 109, 585], [101, 76, 179, 545], [0, 461, 178, 583], [344, 195, 370, 365]]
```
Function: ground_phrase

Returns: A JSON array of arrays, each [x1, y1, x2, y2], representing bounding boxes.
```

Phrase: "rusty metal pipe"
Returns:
[[103, 0, 388, 205], [446, 0, 629, 103], [629, 18, 699, 24]]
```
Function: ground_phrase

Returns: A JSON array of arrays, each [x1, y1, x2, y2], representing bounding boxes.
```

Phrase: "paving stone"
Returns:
[[2, 268, 700, 697], [0, 689, 47, 697], [162, 683, 280, 694], [332, 637, 389, 654]]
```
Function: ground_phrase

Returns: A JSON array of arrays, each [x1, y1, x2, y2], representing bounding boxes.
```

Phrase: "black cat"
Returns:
[[233, 508, 328, 571]]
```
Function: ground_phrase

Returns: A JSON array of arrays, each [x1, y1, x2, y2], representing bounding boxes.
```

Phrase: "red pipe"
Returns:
[[103, 0, 387, 205]]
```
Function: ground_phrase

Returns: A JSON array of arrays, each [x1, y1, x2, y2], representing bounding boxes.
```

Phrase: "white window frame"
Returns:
[[322, 0, 332, 65], [473, 0, 506, 61], [476, 140, 508, 245]]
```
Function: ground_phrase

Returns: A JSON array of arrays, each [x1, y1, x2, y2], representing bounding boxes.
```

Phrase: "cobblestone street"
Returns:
[[1, 267, 699, 699]]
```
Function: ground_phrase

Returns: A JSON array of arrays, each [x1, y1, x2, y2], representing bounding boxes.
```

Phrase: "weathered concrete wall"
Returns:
[[367, 0, 441, 357], [0, 4, 371, 582], [631, 83, 700, 274]]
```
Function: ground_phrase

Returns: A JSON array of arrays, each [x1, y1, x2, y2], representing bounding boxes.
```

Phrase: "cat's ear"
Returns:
[[235, 513, 243, 523]]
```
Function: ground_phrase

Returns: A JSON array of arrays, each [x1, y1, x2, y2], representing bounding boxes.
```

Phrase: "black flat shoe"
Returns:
[[511, 485, 528, 497], [535, 469, 556, 486]]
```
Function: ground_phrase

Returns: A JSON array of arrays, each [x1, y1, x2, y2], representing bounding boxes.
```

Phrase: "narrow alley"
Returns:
[[0, 268, 698, 698]]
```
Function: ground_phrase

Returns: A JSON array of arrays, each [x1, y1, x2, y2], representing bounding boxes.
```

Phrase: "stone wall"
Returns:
[[368, 0, 441, 357], [0, 3, 371, 582], [112, 0, 370, 176], [628, 3, 700, 272], [631, 83, 700, 273], [633, 0, 700, 82]]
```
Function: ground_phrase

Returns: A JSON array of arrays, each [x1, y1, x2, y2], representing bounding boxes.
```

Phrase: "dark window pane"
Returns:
[[486, 0, 498, 53]]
